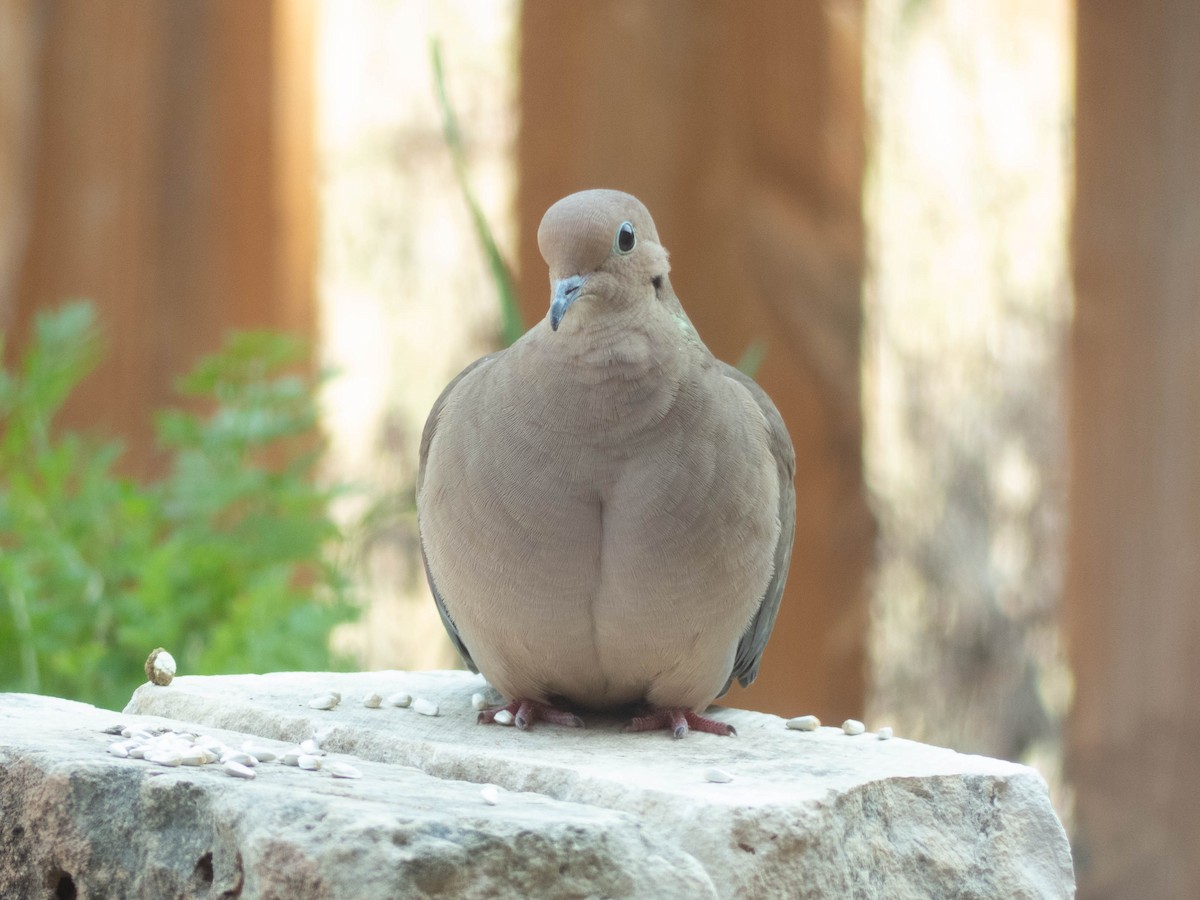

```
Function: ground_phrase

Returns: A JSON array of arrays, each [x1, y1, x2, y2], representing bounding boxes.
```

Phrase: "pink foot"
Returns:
[[623, 707, 737, 739], [477, 699, 584, 731]]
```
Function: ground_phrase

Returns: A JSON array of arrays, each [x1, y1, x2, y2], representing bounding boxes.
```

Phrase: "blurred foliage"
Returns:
[[0, 302, 357, 710], [736, 340, 767, 379], [431, 37, 524, 347]]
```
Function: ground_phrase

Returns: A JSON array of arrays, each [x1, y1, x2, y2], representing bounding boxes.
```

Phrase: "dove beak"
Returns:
[[549, 274, 588, 332]]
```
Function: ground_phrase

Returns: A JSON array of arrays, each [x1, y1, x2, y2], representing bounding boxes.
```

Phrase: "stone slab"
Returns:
[[123, 670, 1075, 898], [0, 692, 711, 899]]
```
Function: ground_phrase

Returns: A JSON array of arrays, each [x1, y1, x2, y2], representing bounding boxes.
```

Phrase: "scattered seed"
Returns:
[[480, 784, 500, 806], [492, 709, 515, 726], [842, 719, 866, 736], [308, 692, 340, 710], [703, 767, 734, 783], [412, 698, 439, 717], [297, 754, 322, 771], [221, 751, 258, 767], [241, 742, 277, 762], [180, 748, 209, 766], [471, 692, 488, 711], [386, 692, 412, 708], [300, 738, 323, 756], [224, 761, 256, 780], [144, 648, 177, 686], [786, 715, 821, 732], [146, 750, 182, 767], [108, 742, 130, 758], [330, 762, 362, 779], [362, 692, 383, 709], [282, 750, 302, 766], [877, 726, 894, 741]]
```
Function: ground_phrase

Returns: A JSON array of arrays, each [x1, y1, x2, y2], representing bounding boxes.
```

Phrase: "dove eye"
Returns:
[[615, 221, 636, 254]]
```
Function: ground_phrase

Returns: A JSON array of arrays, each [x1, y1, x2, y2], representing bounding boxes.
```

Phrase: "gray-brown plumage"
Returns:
[[417, 189, 795, 737]]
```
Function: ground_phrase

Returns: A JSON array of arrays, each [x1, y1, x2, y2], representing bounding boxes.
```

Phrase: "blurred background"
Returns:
[[2, 2, 1197, 897]]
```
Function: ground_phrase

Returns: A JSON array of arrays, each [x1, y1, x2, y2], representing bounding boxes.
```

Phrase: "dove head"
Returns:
[[538, 190, 672, 332]]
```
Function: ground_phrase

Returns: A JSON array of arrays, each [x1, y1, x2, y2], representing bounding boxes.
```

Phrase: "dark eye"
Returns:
[[615, 221, 636, 254]]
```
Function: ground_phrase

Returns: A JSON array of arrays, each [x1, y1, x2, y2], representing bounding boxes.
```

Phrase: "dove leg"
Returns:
[[623, 707, 737, 739], [477, 699, 584, 731]]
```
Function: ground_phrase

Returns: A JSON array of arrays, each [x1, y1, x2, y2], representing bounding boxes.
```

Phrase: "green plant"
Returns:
[[431, 38, 524, 347], [0, 302, 357, 710], [430, 39, 766, 375]]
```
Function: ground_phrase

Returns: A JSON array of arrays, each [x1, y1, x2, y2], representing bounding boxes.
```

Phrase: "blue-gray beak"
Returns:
[[549, 275, 588, 332]]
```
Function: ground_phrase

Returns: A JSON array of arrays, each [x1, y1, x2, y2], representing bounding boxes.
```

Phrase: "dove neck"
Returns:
[[515, 305, 699, 433]]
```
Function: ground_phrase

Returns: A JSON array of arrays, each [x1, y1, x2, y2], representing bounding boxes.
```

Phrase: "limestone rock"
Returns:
[[0, 692, 711, 899], [0, 672, 1075, 898], [126, 671, 1075, 898]]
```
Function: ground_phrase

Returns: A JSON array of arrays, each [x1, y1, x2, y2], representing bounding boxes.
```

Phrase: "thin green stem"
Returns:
[[4, 580, 41, 693], [430, 38, 524, 347]]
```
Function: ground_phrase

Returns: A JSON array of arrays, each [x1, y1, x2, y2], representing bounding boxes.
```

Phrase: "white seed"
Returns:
[[120, 727, 134, 738], [282, 750, 302, 766], [308, 692, 340, 710], [146, 750, 182, 767], [180, 748, 210, 766], [471, 692, 488, 711], [480, 784, 500, 806], [194, 735, 223, 751], [362, 692, 383, 709], [329, 762, 362, 779], [492, 709, 515, 726], [241, 744, 276, 763], [108, 742, 130, 758], [842, 719, 866, 736], [703, 767, 734, 784], [300, 738, 324, 756], [128, 745, 147, 759], [786, 715, 821, 732], [412, 698, 439, 717], [386, 692, 412, 708], [877, 726, 894, 740], [221, 751, 258, 767], [129, 729, 153, 742], [240, 742, 277, 762], [297, 754, 322, 771], [145, 648, 177, 686], [223, 761, 256, 780]]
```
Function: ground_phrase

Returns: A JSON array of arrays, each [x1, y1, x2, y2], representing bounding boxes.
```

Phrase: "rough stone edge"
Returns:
[[0, 693, 717, 899]]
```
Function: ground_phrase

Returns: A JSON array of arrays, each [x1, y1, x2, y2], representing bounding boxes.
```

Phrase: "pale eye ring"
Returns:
[[615, 221, 636, 254]]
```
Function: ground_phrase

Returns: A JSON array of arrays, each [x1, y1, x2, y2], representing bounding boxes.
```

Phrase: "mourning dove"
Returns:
[[417, 189, 795, 737]]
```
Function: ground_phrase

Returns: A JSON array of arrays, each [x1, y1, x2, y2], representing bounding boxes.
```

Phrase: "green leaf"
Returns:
[[430, 38, 524, 347], [736, 339, 767, 378], [0, 302, 360, 710]]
